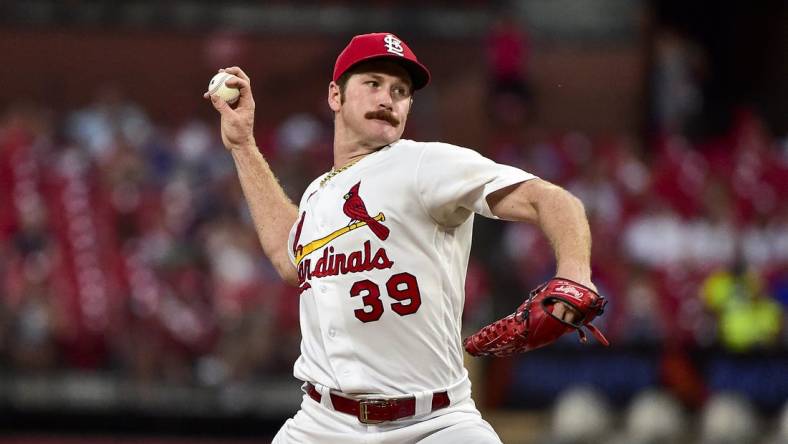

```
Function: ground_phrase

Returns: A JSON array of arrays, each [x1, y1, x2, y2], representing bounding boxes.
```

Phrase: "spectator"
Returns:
[[701, 257, 783, 351], [651, 26, 706, 136], [486, 15, 533, 127], [66, 85, 153, 160]]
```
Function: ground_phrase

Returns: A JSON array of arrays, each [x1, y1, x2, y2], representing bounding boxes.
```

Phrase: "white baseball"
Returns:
[[207, 72, 240, 105]]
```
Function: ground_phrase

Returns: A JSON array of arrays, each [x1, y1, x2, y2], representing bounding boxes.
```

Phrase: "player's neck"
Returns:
[[332, 134, 391, 169], [332, 151, 369, 170]]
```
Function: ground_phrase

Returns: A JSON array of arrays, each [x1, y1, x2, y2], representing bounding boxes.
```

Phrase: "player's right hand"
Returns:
[[204, 66, 256, 151]]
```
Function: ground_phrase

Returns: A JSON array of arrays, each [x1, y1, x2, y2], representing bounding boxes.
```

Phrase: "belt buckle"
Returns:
[[358, 399, 390, 424]]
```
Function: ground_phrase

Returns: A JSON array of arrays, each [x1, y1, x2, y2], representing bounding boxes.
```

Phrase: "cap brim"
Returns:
[[346, 54, 431, 91]]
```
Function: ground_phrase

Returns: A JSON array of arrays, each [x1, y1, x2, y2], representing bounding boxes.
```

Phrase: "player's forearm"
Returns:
[[231, 142, 299, 285], [533, 184, 593, 284], [488, 180, 593, 283]]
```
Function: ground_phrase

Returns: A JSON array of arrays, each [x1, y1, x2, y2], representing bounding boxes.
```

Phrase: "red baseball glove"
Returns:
[[464, 278, 609, 357]]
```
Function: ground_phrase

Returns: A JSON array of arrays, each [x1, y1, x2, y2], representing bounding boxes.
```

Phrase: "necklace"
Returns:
[[320, 158, 362, 187]]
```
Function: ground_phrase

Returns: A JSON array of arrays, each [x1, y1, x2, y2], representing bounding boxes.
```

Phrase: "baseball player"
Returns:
[[205, 32, 605, 443]]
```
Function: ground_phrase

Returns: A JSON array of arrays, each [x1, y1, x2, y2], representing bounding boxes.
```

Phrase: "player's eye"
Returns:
[[365, 80, 379, 88], [393, 86, 410, 98]]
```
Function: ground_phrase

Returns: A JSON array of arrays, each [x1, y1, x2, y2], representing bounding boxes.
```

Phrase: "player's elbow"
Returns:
[[270, 249, 299, 286], [532, 181, 586, 218], [556, 186, 587, 217], [563, 188, 586, 214], [282, 274, 299, 287], [278, 263, 299, 287]]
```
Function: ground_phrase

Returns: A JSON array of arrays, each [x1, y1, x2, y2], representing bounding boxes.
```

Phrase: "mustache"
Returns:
[[365, 110, 400, 126]]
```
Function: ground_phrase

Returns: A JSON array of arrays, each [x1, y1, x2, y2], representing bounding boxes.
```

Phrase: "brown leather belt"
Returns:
[[305, 382, 451, 424]]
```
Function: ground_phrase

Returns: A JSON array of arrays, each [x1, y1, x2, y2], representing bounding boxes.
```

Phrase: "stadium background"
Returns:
[[1, 0, 787, 443]]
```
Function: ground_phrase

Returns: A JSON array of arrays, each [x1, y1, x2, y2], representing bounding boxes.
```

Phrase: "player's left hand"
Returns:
[[463, 278, 609, 357], [552, 300, 578, 324], [551, 279, 597, 324]]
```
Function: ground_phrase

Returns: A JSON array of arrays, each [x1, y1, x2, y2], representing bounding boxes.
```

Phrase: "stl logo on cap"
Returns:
[[332, 32, 431, 90], [383, 34, 405, 56]]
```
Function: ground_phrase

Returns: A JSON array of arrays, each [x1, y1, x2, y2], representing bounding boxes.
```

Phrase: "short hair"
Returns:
[[336, 69, 353, 103]]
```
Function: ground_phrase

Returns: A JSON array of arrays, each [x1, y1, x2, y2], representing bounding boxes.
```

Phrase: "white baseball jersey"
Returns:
[[286, 139, 536, 396]]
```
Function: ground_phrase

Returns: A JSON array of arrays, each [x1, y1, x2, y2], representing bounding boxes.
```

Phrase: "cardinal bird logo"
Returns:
[[343, 182, 390, 240]]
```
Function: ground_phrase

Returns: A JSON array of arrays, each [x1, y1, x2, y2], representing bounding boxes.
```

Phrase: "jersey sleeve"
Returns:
[[415, 143, 537, 226]]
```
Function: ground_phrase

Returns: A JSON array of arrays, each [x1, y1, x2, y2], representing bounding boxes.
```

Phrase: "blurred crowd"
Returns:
[[2, 77, 786, 377], [0, 92, 304, 385], [480, 19, 788, 355]]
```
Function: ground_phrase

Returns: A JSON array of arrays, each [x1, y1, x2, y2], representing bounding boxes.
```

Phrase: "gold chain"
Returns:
[[320, 158, 362, 187]]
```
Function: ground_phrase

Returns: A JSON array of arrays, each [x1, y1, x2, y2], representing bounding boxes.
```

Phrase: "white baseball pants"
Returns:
[[271, 393, 502, 444]]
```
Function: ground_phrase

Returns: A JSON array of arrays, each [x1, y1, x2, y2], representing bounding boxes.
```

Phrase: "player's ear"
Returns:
[[328, 81, 342, 112]]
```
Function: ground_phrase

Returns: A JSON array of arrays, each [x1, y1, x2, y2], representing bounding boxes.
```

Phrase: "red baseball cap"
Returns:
[[333, 33, 431, 90]]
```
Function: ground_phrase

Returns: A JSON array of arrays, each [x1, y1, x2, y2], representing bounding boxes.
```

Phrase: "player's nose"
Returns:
[[375, 90, 394, 110]]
